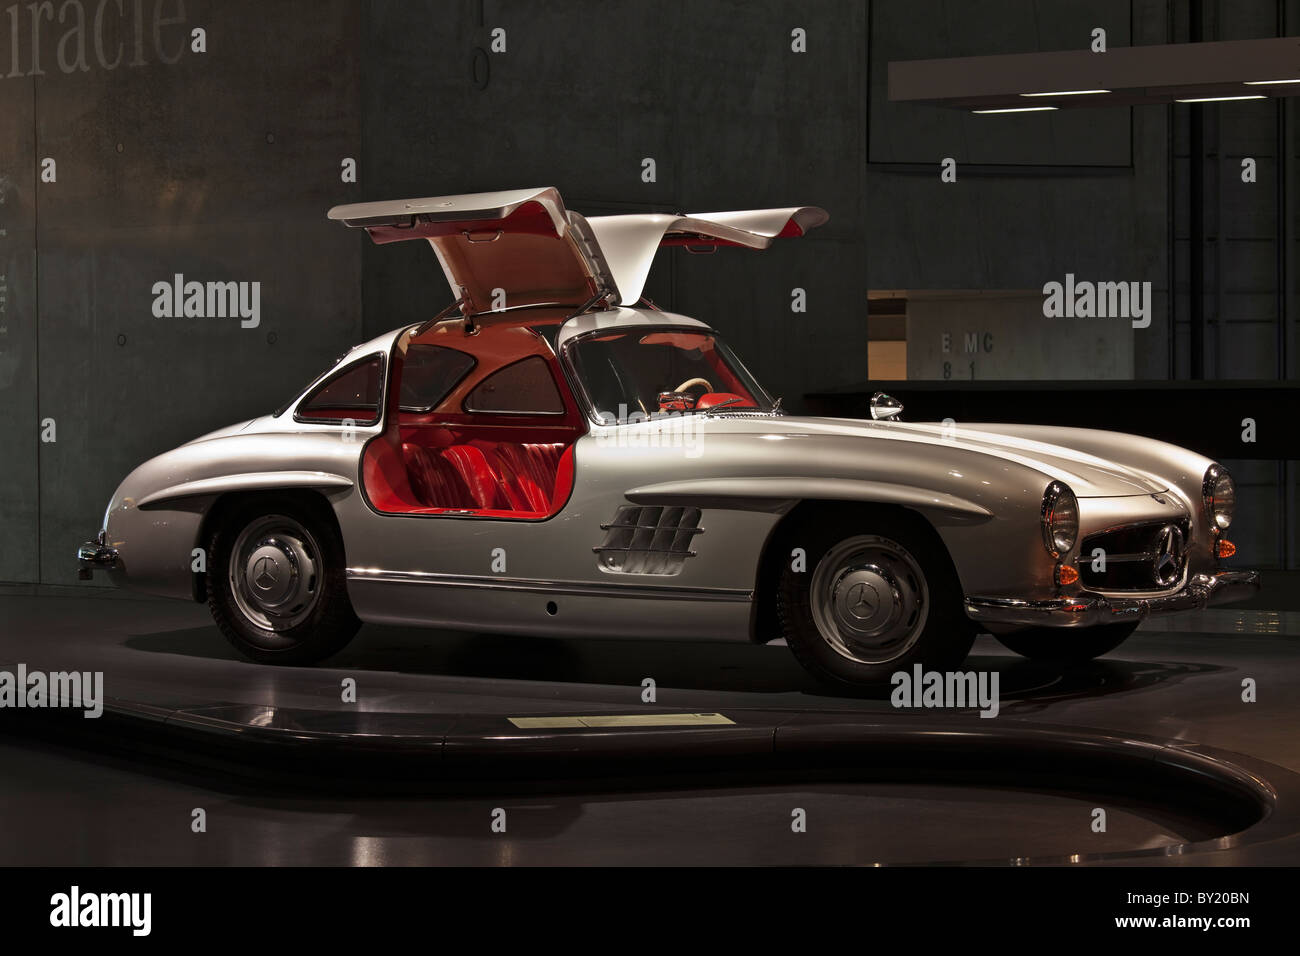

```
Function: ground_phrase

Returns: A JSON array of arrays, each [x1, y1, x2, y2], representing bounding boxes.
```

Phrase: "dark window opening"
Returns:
[[400, 343, 476, 413], [296, 355, 383, 425], [464, 355, 565, 415]]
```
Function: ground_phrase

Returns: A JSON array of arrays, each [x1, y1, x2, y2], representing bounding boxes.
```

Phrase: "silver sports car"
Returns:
[[78, 187, 1259, 689]]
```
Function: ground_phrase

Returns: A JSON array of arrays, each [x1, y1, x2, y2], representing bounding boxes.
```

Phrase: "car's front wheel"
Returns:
[[207, 496, 360, 665], [994, 621, 1139, 663], [776, 511, 978, 690]]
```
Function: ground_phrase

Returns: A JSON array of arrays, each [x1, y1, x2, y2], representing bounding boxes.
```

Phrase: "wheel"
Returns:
[[994, 621, 1138, 663], [776, 511, 978, 689], [207, 496, 360, 665]]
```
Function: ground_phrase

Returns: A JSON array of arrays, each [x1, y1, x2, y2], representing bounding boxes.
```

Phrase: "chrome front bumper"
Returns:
[[77, 532, 119, 580], [964, 570, 1261, 629]]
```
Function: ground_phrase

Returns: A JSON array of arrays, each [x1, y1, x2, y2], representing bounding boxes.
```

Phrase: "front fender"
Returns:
[[625, 476, 994, 521]]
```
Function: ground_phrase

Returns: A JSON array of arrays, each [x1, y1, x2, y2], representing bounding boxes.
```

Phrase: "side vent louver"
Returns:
[[594, 505, 703, 575]]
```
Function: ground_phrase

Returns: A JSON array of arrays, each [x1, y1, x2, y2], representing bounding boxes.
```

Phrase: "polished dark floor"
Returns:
[[1, 592, 1298, 865]]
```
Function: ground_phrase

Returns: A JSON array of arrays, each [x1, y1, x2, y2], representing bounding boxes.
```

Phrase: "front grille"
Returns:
[[1076, 518, 1191, 591], [593, 505, 702, 575]]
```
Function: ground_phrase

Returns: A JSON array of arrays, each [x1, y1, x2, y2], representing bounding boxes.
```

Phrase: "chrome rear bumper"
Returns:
[[77, 532, 119, 580], [964, 570, 1260, 629]]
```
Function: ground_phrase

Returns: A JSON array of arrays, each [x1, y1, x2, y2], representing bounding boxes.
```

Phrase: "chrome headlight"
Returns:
[[1041, 481, 1079, 555], [1203, 464, 1235, 532]]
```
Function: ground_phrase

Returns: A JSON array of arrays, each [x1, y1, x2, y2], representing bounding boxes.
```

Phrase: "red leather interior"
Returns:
[[442, 444, 508, 509], [362, 436, 425, 513], [492, 442, 564, 511], [368, 436, 575, 518], [550, 444, 575, 510], [403, 443, 475, 509], [362, 317, 584, 519]]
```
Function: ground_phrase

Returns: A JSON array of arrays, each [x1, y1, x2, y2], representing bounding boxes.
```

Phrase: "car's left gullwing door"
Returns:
[[328, 187, 620, 315]]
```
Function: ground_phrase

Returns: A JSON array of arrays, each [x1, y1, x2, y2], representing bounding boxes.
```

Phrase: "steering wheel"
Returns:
[[674, 377, 714, 395]]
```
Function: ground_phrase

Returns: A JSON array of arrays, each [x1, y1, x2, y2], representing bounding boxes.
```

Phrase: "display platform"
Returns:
[[2, 591, 1299, 865]]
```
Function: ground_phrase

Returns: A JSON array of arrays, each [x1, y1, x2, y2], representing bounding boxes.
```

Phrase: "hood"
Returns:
[[715, 415, 1169, 497]]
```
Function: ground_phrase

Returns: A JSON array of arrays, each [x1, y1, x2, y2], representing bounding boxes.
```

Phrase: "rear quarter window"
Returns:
[[295, 355, 384, 425]]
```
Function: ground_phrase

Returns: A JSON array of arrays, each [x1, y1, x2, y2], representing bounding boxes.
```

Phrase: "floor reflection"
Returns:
[[1137, 608, 1300, 636]]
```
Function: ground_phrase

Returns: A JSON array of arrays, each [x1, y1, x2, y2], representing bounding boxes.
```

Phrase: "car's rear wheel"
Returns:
[[207, 496, 360, 665], [776, 511, 978, 690], [994, 621, 1139, 663]]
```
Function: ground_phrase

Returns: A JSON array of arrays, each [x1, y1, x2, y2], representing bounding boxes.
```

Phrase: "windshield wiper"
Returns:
[[702, 397, 744, 416]]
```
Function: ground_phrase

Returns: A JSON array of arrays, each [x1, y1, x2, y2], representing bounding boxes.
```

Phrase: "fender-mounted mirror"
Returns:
[[869, 392, 903, 421]]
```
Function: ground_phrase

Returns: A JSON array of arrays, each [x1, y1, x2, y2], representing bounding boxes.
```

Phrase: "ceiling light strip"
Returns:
[[971, 106, 1059, 114], [1020, 89, 1111, 97], [1176, 94, 1267, 103]]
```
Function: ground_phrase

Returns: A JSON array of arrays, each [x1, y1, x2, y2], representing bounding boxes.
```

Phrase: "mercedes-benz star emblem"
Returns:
[[1152, 524, 1185, 587], [847, 581, 877, 617], [253, 555, 279, 590]]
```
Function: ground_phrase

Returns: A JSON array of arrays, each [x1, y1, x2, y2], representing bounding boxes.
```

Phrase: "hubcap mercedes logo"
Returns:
[[253, 555, 279, 590], [846, 581, 878, 618], [1152, 524, 1185, 587]]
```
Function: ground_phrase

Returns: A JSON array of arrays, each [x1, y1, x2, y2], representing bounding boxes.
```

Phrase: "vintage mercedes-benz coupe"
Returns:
[[78, 187, 1259, 688]]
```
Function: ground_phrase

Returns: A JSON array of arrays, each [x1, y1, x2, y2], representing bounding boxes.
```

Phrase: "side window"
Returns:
[[296, 355, 383, 424], [400, 344, 475, 412], [465, 356, 565, 415]]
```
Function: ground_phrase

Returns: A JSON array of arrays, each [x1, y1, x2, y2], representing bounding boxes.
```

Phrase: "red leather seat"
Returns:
[[493, 443, 565, 512], [488, 451, 539, 511], [441, 444, 507, 510], [402, 443, 475, 509], [393, 439, 571, 515]]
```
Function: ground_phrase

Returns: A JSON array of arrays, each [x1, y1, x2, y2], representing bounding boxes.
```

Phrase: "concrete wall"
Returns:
[[867, 0, 1172, 379], [1171, 0, 1300, 380], [358, 0, 869, 411], [1, 0, 363, 585], [903, 290, 1135, 381]]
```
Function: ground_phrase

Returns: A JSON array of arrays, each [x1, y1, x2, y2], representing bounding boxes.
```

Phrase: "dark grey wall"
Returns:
[[2, 0, 1297, 588], [1, 0, 363, 585], [358, 0, 869, 411], [868, 0, 1170, 373]]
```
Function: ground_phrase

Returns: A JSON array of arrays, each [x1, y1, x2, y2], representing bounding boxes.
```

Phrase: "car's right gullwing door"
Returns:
[[584, 206, 829, 305]]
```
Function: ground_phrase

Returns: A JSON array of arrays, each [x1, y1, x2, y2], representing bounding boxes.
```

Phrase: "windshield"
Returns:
[[567, 327, 774, 423]]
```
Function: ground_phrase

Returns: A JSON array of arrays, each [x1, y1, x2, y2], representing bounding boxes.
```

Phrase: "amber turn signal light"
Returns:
[[1055, 563, 1079, 586], [1216, 539, 1236, 559]]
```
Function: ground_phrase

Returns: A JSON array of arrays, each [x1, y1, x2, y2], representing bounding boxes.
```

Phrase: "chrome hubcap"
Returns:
[[229, 516, 321, 631], [810, 535, 929, 664]]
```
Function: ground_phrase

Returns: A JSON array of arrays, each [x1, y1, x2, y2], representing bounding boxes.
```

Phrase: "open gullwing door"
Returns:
[[328, 187, 828, 314], [584, 206, 829, 305], [328, 187, 619, 314]]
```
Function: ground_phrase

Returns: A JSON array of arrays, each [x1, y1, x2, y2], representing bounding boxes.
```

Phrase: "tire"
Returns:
[[776, 510, 978, 690], [994, 621, 1138, 663], [207, 495, 361, 665]]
